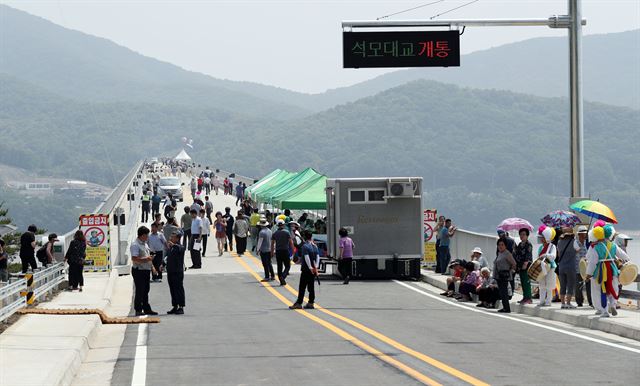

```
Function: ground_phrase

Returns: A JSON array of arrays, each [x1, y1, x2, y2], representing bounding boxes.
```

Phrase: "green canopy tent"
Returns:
[[245, 169, 284, 199], [256, 168, 322, 205], [249, 170, 295, 201], [276, 176, 327, 210]]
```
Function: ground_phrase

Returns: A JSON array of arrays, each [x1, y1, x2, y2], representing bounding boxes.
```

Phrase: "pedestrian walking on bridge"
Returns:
[[166, 231, 186, 315], [233, 211, 249, 255], [65, 230, 85, 291], [189, 209, 203, 269], [180, 206, 192, 249], [130, 226, 158, 316], [151, 191, 162, 218], [214, 212, 227, 256], [223, 207, 234, 252], [141, 191, 151, 223], [290, 230, 320, 310], [200, 209, 211, 257], [272, 218, 294, 286], [257, 219, 275, 281], [19, 224, 38, 273], [338, 227, 355, 284]]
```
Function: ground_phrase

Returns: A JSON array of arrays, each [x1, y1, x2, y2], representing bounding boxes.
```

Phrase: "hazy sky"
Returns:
[[3, 0, 639, 93]]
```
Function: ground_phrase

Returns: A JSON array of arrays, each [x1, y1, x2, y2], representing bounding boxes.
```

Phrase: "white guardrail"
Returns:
[[0, 262, 65, 322], [1, 161, 144, 323]]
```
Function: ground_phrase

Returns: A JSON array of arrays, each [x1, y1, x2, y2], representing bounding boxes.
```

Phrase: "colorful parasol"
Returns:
[[541, 210, 581, 228], [569, 200, 618, 224], [497, 218, 533, 233]]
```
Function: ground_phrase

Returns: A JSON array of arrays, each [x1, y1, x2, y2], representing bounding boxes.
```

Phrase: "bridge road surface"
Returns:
[[110, 176, 640, 385]]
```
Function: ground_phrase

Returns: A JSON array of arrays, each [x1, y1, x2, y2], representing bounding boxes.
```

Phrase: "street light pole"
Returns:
[[569, 0, 585, 199]]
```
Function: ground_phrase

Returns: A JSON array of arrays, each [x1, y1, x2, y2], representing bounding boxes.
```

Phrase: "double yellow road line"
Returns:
[[231, 251, 489, 386]]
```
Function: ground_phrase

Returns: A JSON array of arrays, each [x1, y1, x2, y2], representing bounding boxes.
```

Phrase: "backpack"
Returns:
[[36, 243, 48, 263]]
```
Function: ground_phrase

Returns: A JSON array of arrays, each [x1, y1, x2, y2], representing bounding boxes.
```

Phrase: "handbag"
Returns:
[[193, 241, 202, 251]]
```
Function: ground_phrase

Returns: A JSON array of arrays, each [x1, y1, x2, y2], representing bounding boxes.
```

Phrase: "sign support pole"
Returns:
[[569, 0, 584, 199], [343, 0, 587, 202]]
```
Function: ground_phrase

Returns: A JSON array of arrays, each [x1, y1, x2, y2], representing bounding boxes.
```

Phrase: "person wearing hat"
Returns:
[[249, 208, 261, 252], [469, 247, 487, 269], [573, 225, 592, 307], [256, 218, 275, 282], [585, 226, 629, 317], [614, 233, 632, 253], [289, 221, 304, 263], [271, 218, 294, 286], [513, 228, 533, 305], [165, 230, 186, 315], [440, 259, 464, 297], [536, 226, 558, 307]]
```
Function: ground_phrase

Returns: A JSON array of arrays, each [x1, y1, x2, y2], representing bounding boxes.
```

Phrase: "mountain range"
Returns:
[[1, 4, 638, 231], [1, 4, 638, 117]]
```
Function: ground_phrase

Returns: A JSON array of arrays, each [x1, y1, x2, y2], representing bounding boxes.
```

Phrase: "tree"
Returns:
[[0, 201, 20, 256]]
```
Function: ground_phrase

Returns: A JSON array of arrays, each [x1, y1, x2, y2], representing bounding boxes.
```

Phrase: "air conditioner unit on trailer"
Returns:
[[387, 179, 418, 198]]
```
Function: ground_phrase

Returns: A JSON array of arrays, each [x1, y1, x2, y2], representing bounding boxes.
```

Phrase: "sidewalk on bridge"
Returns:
[[0, 270, 129, 386], [420, 269, 640, 342]]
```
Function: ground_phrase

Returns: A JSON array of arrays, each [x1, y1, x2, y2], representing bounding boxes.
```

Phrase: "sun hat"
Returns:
[[471, 247, 483, 255], [258, 219, 270, 227], [577, 225, 588, 233], [289, 221, 300, 227]]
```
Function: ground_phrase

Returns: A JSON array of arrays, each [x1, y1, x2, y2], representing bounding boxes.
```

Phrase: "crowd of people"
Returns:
[[438, 219, 632, 316], [125, 160, 334, 315]]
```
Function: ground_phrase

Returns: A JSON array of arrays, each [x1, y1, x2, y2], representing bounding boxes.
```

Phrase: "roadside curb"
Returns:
[[0, 314, 101, 386], [419, 272, 640, 342], [510, 303, 640, 341], [0, 271, 122, 386]]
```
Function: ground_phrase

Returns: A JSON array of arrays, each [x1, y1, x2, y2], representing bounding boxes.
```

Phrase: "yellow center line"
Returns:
[[241, 251, 490, 386], [231, 252, 441, 386]]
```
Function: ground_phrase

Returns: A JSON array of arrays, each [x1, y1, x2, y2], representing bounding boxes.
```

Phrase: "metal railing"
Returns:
[[0, 279, 26, 322], [31, 262, 66, 301], [0, 262, 65, 322]]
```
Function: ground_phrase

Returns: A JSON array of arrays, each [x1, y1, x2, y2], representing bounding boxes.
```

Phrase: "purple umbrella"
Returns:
[[541, 210, 581, 228], [497, 218, 533, 233]]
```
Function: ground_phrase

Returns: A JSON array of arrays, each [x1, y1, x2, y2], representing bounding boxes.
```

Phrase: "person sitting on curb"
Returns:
[[476, 267, 499, 308], [440, 259, 465, 297], [458, 261, 480, 302]]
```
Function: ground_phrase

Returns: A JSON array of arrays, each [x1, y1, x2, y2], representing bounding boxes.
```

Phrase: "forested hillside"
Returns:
[[2, 73, 638, 230], [0, 4, 309, 120]]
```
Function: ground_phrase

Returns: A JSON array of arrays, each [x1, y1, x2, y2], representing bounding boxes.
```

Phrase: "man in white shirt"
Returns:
[[199, 209, 211, 257], [189, 209, 203, 269]]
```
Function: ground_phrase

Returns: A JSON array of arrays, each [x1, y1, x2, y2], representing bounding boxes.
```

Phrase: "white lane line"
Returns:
[[393, 280, 640, 354], [131, 322, 148, 386]]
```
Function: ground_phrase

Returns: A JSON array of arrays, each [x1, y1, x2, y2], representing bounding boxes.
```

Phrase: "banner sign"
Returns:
[[423, 209, 437, 264], [343, 30, 460, 68], [79, 214, 111, 271]]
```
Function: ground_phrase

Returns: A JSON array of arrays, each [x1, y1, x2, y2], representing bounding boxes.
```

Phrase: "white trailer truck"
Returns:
[[325, 177, 423, 280]]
